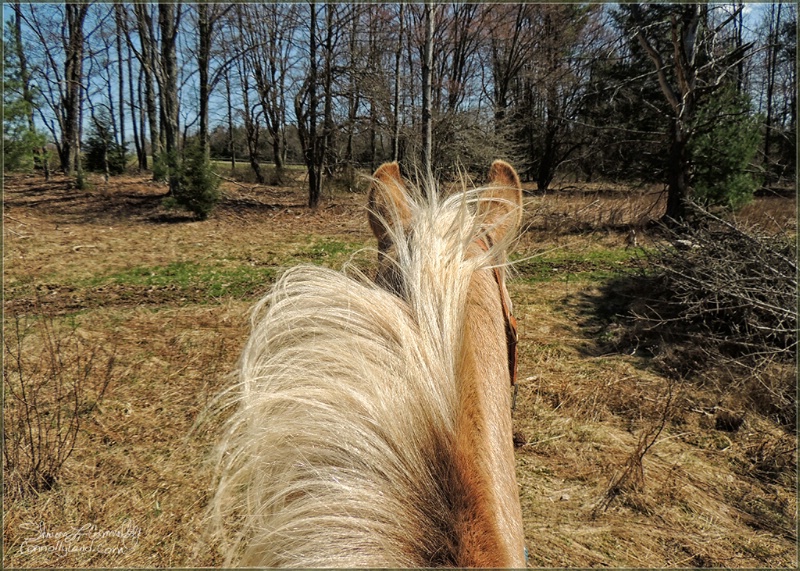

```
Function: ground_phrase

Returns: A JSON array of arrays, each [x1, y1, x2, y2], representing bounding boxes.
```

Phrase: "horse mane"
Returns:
[[208, 178, 518, 567]]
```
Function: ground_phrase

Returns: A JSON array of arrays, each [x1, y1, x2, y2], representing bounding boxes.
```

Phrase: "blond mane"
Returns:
[[208, 172, 522, 567]]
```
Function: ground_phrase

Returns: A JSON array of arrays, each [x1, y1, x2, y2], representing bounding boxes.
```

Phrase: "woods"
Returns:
[[3, 3, 796, 212]]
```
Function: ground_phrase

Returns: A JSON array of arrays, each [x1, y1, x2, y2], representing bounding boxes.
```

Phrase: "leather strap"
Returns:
[[475, 237, 518, 389]]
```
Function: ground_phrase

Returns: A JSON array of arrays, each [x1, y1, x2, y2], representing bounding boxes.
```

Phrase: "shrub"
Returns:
[[690, 88, 762, 211], [3, 309, 116, 497], [3, 124, 45, 172], [152, 153, 169, 182], [163, 144, 221, 220], [3, 28, 46, 172], [84, 115, 127, 176]]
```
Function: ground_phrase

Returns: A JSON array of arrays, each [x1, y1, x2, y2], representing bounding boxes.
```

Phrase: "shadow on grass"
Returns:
[[1, 174, 318, 224], [568, 269, 668, 363], [3, 174, 201, 225]]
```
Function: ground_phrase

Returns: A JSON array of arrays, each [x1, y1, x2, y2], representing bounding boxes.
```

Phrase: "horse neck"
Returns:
[[452, 264, 525, 568]]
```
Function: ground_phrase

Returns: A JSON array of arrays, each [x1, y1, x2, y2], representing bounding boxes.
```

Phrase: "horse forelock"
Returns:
[[208, 182, 518, 567]]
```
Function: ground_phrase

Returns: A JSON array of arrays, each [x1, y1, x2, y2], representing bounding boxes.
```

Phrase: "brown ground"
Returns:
[[3, 171, 796, 568]]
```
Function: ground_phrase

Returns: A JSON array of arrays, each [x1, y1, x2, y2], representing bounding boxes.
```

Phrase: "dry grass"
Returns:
[[3, 171, 796, 567]]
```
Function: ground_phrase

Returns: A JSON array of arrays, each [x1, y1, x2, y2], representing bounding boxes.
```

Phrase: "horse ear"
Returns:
[[368, 162, 412, 251], [478, 160, 523, 243]]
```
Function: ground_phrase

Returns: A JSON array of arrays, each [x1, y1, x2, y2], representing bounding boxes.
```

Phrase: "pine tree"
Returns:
[[2, 20, 45, 172], [690, 88, 761, 210]]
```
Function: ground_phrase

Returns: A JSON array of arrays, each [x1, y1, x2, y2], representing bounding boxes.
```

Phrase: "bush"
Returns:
[[84, 115, 127, 176], [3, 28, 46, 173], [3, 308, 116, 497], [690, 88, 762, 210], [149, 153, 167, 182], [3, 124, 45, 172], [163, 144, 221, 220]]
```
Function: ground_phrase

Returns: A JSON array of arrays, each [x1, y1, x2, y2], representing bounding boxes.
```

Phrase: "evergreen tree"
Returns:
[[586, 4, 758, 219], [163, 142, 221, 220], [2, 24, 45, 172], [689, 88, 761, 210], [84, 113, 128, 176]]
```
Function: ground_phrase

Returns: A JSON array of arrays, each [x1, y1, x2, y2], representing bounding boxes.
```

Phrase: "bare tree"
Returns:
[[195, 4, 233, 159], [131, 3, 161, 169], [240, 3, 295, 182], [295, 3, 319, 206], [392, 3, 405, 162], [421, 2, 434, 180], [320, 2, 337, 177], [487, 4, 535, 130], [230, 7, 264, 184], [64, 3, 89, 179], [115, 3, 145, 170], [759, 2, 795, 180], [115, 6, 125, 160], [295, 1, 339, 208], [223, 64, 236, 176], [158, 2, 181, 194]]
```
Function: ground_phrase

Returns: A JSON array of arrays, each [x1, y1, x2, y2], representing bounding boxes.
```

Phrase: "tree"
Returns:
[[158, 3, 182, 195], [62, 2, 89, 181], [84, 112, 127, 177], [292, 1, 343, 205], [392, 3, 405, 162], [689, 87, 761, 210], [83, 4, 128, 179], [230, 6, 265, 184], [131, 3, 162, 170], [626, 3, 753, 221], [760, 2, 796, 182], [529, 5, 601, 190], [421, 2, 434, 180], [195, 4, 233, 160], [240, 3, 295, 182], [3, 8, 46, 173], [295, 1, 325, 208], [166, 141, 221, 220], [487, 3, 536, 132], [115, 4, 146, 171]]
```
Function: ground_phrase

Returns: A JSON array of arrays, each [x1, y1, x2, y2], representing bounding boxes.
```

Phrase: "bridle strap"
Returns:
[[475, 237, 518, 390]]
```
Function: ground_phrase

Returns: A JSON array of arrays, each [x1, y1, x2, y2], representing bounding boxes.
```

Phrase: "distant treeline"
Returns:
[[4, 3, 795, 213]]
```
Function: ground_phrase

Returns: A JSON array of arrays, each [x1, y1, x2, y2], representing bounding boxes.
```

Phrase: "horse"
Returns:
[[209, 160, 526, 567]]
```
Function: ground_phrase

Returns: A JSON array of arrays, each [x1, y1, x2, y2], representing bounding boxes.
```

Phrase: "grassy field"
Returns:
[[3, 169, 796, 567]]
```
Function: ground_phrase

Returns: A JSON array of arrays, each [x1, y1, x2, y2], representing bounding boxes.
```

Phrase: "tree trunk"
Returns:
[[345, 5, 360, 167], [763, 2, 782, 180], [245, 4, 288, 182], [392, 3, 405, 162], [632, 3, 701, 223], [536, 120, 557, 192], [241, 66, 264, 185], [421, 2, 434, 181], [198, 3, 211, 159], [133, 4, 161, 169], [306, 2, 321, 208], [158, 3, 181, 195], [664, 121, 690, 222], [234, 6, 263, 184], [225, 70, 236, 177], [115, 6, 125, 158], [126, 35, 144, 170], [321, 3, 335, 178], [13, 2, 48, 178], [63, 3, 88, 179], [136, 65, 148, 169]]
